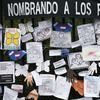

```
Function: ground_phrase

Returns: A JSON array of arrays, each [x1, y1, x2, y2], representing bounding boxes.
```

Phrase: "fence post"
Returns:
[[0, 0, 2, 24]]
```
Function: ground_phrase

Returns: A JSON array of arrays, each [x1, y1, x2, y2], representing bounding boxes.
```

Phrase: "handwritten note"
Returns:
[[50, 31, 71, 48], [82, 45, 100, 61], [39, 74, 55, 96], [84, 76, 100, 97], [77, 24, 96, 46], [54, 76, 71, 100], [26, 42, 44, 63]]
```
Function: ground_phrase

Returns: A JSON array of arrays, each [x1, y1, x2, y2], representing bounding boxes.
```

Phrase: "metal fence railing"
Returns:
[[0, 0, 94, 100]]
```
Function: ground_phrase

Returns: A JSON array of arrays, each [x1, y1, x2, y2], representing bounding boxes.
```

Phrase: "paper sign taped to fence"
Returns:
[[0, 61, 15, 84], [49, 50, 61, 56], [21, 33, 33, 43], [54, 67, 67, 75], [84, 76, 100, 97], [33, 27, 51, 42], [31, 70, 42, 86], [26, 42, 44, 63], [39, 74, 55, 96], [68, 52, 90, 69], [11, 84, 23, 93], [53, 59, 66, 69], [82, 45, 100, 61], [50, 31, 71, 48], [77, 24, 96, 46], [94, 20, 100, 34], [38, 20, 52, 28], [71, 40, 81, 48], [54, 76, 71, 100], [3, 87, 18, 100], [4, 28, 21, 50]]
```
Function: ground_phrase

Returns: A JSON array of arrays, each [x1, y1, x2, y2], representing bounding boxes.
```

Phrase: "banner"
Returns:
[[3, 0, 100, 19]]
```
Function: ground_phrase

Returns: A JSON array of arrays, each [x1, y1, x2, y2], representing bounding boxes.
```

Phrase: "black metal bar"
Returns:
[[62, 17, 65, 24], [83, 18, 86, 24], [31, 18, 35, 40], [41, 17, 44, 21], [20, 19, 26, 65], [52, 17, 55, 30], [10, 20, 14, 27], [72, 18, 75, 41]]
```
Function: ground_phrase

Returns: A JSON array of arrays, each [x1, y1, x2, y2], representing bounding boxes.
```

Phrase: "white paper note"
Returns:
[[68, 52, 90, 69], [77, 24, 96, 46], [38, 20, 52, 28], [84, 76, 100, 97], [31, 70, 42, 86], [21, 33, 33, 43], [54, 67, 67, 75], [33, 27, 52, 42], [71, 40, 81, 48], [26, 42, 44, 63], [49, 50, 61, 56], [54, 76, 71, 100], [82, 45, 100, 61], [78, 70, 91, 77], [11, 84, 23, 93], [3, 87, 18, 100], [50, 31, 71, 48], [39, 74, 55, 96], [0, 61, 15, 84], [53, 59, 66, 69]]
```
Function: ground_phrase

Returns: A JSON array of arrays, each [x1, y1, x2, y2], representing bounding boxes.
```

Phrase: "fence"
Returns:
[[0, 0, 95, 100]]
